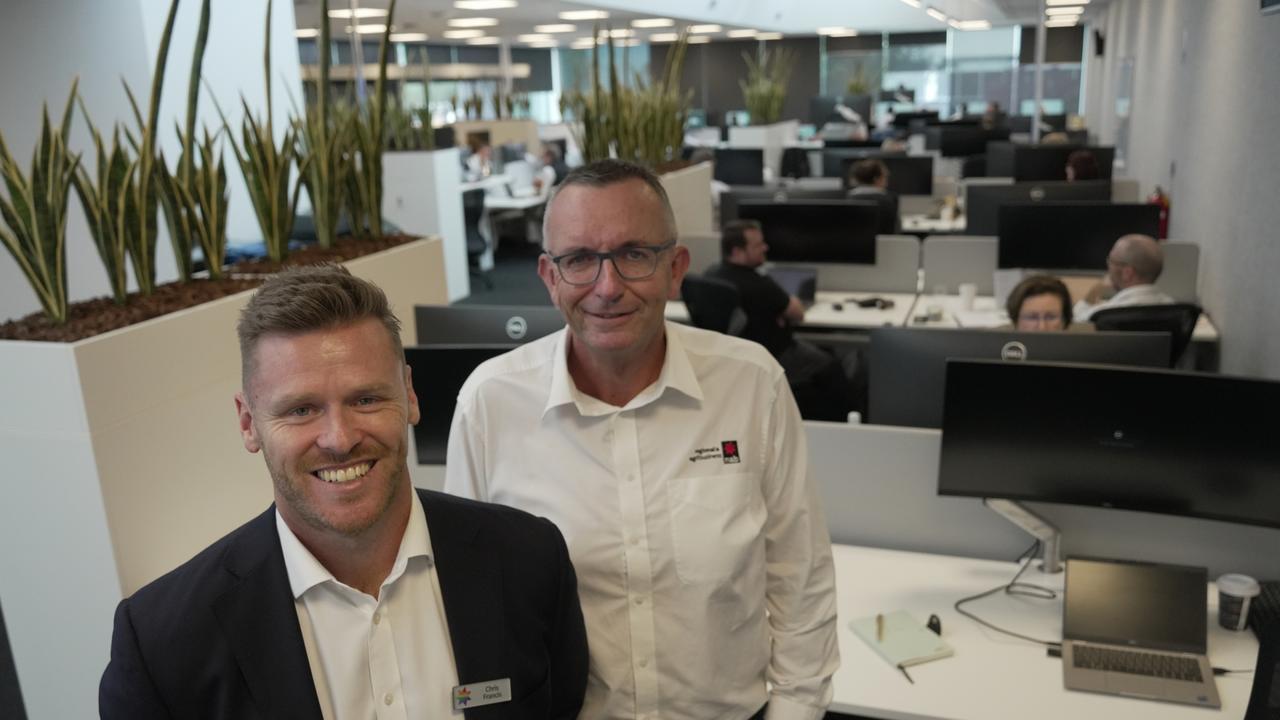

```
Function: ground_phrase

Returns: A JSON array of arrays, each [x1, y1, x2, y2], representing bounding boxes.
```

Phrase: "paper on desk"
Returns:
[[851, 611, 954, 669]]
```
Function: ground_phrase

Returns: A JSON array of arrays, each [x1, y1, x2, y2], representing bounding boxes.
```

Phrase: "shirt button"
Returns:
[[635, 596, 645, 606], [639, 658, 649, 668], [630, 536, 640, 546], [384, 692, 394, 705], [372, 610, 382, 625]]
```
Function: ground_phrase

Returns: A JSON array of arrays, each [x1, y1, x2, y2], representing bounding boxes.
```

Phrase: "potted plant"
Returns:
[[731, 46, 801, 181]]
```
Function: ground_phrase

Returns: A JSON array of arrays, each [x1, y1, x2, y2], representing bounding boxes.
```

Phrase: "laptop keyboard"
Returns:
[[1074, 645, 1204, 682]]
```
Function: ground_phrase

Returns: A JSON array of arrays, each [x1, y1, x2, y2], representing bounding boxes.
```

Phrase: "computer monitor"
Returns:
[[737, 201, 879, 264], [998, 202, 1160, 270], [924, 126, 1012, 157], [823, 138, 882, 149], [405, 344, 515, 464], [414, 304, 564, 345], [1007, 114, 1069, 134], [821, 148, 906, 178], [965, 180, 1113, 235], [867, 328, 1170, 428], [937, 360, 1280, 529], [720, 186, 848, 227], [433, 126, 456, 149], [987, 142, 1116, 181], [714, 148, 765, 185], [892, 110, 939, 129], [839, 155, 934, 195]]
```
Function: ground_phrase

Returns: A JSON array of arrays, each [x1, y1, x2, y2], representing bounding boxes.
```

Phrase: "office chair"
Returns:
[[1246, 625, 1280, 720], [780, 147, 811, 179], [960, 155, 987, 178], [462, 188, 493, 290], [680, 274, 746, 336], [1089, 303, 1201, 368]]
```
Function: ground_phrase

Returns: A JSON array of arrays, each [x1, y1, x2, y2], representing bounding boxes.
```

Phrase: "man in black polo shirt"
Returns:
[[705, 220, 851, 420]]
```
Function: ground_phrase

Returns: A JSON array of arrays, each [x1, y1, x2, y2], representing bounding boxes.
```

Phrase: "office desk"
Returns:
[[475, 193, 546, 270], [665, 291, 917, 330], [901, 214, 966, 235], [830, 544, 1259, 720], [909, 294, 1221, 342]]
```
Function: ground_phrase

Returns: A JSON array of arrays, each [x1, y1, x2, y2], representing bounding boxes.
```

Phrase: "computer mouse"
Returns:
[[831, 303, 844, 312]]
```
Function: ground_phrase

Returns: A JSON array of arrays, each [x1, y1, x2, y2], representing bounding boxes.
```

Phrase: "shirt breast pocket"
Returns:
[[668, 472, 765, 585]]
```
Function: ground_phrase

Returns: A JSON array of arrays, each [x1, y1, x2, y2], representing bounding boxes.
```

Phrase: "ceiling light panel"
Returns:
[[453, 0, 517, 10], [686, 35, 711, 43], [1047, 0, 1089, 4], [632, 18, 674, 28], [390, 32, 429, 41], [925, 8, 948, 22], [688, 24, 722, 33], [533, 23, 576, 33], [448, 17, 499, 27], [328, 8, 387, 19], [900, 0, 922, 7], [466, 36, 502, 44], [953, 20, 991, 30], [517, 33, 552, 42], [346, 24, 388, 34], [443, 28, 486, 38], [295, 28, 320, 38], [1046, 6, 1085, 14], [756, 32, 783, 40], [560, 10, 609, 20], [726, 29, 758, 38], [649, 33, 680, 42]]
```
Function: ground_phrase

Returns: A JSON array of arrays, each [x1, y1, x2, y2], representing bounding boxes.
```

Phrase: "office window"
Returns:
[[883, 32, 949, 111]]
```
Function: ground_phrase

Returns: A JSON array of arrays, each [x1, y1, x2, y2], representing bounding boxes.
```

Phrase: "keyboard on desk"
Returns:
[[1073, 645, 1203, 682]]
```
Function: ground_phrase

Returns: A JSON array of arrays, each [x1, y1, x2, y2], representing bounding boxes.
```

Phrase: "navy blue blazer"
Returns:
[[100, 489, 587, 719]]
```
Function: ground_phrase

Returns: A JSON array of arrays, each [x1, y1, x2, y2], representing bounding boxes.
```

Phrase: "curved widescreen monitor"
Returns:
[[737, 200, 879, 264], [938, 360, 1280, 529], [997, 202, 1160, 270], [868, 327, 1170, 428]]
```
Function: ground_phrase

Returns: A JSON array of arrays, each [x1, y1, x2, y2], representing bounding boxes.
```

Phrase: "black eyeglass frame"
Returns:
[[543, 240, 678, 286]]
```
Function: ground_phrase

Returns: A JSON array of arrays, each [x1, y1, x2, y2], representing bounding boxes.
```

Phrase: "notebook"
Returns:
[[1062, 556, 1220, 708], [851, 611, 954, 669]]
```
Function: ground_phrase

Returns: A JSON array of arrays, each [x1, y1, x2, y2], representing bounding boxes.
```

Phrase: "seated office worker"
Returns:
[[846, 158, 899, 233], [1006, 274, 1074, 331], [1075, 233, 1175, 322], [100, 266, 588, 719], [445, 160, 840, 720], [707, 220, 855, 421]]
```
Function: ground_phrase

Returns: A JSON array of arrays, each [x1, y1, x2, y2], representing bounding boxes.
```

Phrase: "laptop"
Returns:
[[1062, 557, 1221, 708], [766, 267, 818, 307]]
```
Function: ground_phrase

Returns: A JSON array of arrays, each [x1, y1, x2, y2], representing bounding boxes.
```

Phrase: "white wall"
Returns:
[[0, 0, 303, 324], [1085, 1, 1280, 379]]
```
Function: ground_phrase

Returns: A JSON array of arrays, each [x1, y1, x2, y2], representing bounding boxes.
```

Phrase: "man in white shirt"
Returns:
[[445, 160, 839, 720], [1074, 233, 1175, 322], [100, 265, 588, 719]]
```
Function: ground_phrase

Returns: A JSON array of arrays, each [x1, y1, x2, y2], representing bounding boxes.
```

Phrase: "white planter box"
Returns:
[[661, 161, 715, 237], [0, 238, 448, 719], [383, 149, 469, 302]]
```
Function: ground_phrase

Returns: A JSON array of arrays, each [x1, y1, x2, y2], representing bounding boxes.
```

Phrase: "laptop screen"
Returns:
[[1064, 557, 1208, 654], [767, 267, 817, 303]]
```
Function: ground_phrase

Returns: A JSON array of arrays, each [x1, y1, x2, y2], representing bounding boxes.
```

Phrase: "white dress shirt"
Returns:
[[1074, 283, 1175, 322], [276, 491, 460, 720], [445, 322, 839, 720]]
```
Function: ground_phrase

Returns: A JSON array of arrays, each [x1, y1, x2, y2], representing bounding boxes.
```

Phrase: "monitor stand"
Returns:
[[984, 498, 1062, 573]]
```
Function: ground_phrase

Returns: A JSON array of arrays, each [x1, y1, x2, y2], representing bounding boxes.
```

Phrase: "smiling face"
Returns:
[[538, 178, 690, 366], [235, 319, 420, 543]]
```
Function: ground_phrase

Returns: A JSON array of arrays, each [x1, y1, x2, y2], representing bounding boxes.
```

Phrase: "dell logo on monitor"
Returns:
[[505, 316, 529, 340], [1000, 341, 1028, 361]]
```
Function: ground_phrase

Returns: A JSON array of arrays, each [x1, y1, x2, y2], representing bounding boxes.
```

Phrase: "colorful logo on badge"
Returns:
[[455, 686, 472, 706], [721, 440, 741, 463]]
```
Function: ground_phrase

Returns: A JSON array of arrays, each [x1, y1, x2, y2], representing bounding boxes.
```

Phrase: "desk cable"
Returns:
[[953, 541, 1062, 649]]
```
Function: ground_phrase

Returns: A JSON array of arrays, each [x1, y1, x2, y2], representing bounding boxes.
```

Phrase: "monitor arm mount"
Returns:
[[984, 498, 1062, 573]]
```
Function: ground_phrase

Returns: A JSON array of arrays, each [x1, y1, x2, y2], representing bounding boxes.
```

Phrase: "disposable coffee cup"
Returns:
[[1217, 573, 1261, 631], [958, 283, 978, 311]]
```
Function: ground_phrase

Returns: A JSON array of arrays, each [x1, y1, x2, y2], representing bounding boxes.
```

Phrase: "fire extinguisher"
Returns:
[[1147, 185, 1170, 239]]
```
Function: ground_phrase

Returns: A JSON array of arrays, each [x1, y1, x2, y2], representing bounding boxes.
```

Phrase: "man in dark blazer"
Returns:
[[100, 266, 587, 719]]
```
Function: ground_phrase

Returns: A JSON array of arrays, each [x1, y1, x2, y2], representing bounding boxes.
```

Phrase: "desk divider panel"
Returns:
[[921, 235, 998, 295], [681, 233, 721, 275], [1157, 240, 1200, 303]]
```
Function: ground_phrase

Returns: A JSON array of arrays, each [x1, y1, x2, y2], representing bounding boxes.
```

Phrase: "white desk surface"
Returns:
[[911, 294, 1221, 342], [830, 544, 1259, 720], [460, 174, 509, 193], [901, 214, 967, 234], [666, 291, 917, 330]]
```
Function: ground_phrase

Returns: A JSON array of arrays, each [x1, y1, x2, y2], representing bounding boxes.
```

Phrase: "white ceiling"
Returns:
[[291, 0, 1103, 48]]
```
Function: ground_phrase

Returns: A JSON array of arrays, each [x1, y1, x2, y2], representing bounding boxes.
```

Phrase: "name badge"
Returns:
[[452, 678, 512, 711]]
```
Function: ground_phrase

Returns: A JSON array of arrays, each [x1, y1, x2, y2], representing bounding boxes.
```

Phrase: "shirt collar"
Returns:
[[542, 321, 704, 418], [276, 489, 432, 599]]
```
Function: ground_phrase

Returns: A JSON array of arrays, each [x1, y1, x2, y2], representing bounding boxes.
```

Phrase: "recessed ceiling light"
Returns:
[[1047, 0, 1089, 5], [570, 38, 597, 48], [346, 24, 388, 34], [1046, 6, 1085, 14], [533, 23, 576, 33], [649, 33, 680, 42], [925, 8, 948, 22], [443, 29, 486, 39], [517, 33, 552, 42], [818, 27, 858, 36], [756, 32, 783, 40], [727, 29, 758, 38], [466, 36, 502, 44], [609, 28, 635, 38], [390, 32, 429, 42], [952, 20, 992, 30], [453, 1, 517, 11], [528, 40, 559, 48], [688, 24, 722, 33], [1045, 18, 1079, 26], [560, 10, 609, 20], [687, 35, 711, 44], [328, 8, 387, 19], [632, 18, 674, 28], [900, 0, 922, 7], [448, 17, 499, 27], [295, 28, 320, 38]]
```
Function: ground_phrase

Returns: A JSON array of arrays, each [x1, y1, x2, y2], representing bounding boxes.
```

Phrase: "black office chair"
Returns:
[[780, 147, 811, 179], [680, 274, 746, 336], [1246, 625, 1280, 720], [1090, 303, 1201, 368], [462, 188, 493, 290]]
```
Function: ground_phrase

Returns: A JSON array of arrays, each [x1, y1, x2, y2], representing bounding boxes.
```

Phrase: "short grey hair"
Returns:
[[1112, 233, 1164, 284], [541, 159, 678, 249]]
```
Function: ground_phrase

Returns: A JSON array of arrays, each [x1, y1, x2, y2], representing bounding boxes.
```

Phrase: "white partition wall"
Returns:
[[383, 149, 469, 302], [779, 235, 921, 293]]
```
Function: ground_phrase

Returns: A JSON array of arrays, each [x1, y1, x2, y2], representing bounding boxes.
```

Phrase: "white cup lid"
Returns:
[[1217, 573, 1261, 598]]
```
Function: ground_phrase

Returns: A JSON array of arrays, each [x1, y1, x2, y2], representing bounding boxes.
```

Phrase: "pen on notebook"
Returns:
[[876, 613, 884, 642], [897, 663, 915, 684]]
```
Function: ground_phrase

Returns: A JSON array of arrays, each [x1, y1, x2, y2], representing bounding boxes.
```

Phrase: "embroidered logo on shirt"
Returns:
[[721, 440, 741, 464], [454, 687, 472, 707]]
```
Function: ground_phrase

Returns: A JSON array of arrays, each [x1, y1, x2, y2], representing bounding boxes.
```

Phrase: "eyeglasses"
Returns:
[[545, 240, 677, 286], [1018, 312, 1063, 325]]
